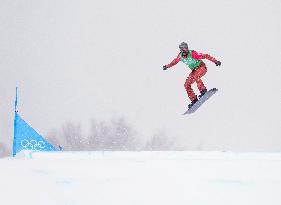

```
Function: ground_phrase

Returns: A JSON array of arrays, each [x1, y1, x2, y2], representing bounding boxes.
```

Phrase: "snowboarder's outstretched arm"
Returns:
[[163, 53, 181, 70], [192, 51, 221, 66]]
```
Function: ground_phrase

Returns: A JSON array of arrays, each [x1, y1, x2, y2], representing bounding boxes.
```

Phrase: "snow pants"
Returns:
[[184, 62, 207, 102]]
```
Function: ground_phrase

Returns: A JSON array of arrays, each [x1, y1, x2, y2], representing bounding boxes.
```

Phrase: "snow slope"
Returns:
[[1, 151, 281, 205]]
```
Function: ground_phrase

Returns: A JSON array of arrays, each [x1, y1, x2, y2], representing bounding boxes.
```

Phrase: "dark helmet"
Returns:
[[179, 42, 188, 51]]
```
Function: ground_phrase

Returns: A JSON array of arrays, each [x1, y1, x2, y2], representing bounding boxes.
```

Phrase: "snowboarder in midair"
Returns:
[[163, 42, 221, 109]]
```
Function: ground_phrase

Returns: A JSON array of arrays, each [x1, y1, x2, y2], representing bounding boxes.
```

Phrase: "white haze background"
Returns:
[[1, 1, 281, 204], [0, 0, 281, 154]]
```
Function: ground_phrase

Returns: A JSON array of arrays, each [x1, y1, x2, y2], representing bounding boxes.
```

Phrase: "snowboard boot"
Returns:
[[188, 98, 198, 109], [198, 89, 207, 98]]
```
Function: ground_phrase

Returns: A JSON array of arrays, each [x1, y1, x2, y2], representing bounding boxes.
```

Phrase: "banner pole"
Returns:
[[15, 87, 18, 113], [13, 87, 18, 157]]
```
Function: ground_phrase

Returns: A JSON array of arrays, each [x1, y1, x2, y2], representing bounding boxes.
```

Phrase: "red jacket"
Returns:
[[166, 50, 218, 68]]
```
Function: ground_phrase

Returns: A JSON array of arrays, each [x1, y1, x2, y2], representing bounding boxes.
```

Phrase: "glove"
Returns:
[[215, 61, 221, 66], [163, 65, 168, 70]]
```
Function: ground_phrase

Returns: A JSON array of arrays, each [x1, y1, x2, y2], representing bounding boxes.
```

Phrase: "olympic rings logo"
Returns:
[[21, 139, 46, 150]]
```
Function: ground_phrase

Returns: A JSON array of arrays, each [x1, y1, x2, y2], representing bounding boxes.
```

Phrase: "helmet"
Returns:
[[179, 42, 188, 51]]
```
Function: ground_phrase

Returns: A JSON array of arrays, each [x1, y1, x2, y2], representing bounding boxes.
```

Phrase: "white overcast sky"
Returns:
[[0, 0, 281, 152]]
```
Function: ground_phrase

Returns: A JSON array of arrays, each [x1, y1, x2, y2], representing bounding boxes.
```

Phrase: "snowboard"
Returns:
[[183, 88, 218, 115]]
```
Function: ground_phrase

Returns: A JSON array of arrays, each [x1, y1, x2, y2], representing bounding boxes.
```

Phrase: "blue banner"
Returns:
[[13, 113, 56, 156]]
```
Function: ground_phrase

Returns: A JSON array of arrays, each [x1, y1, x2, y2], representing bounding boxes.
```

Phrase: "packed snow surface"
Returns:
[[1, 151, 281, 205]]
